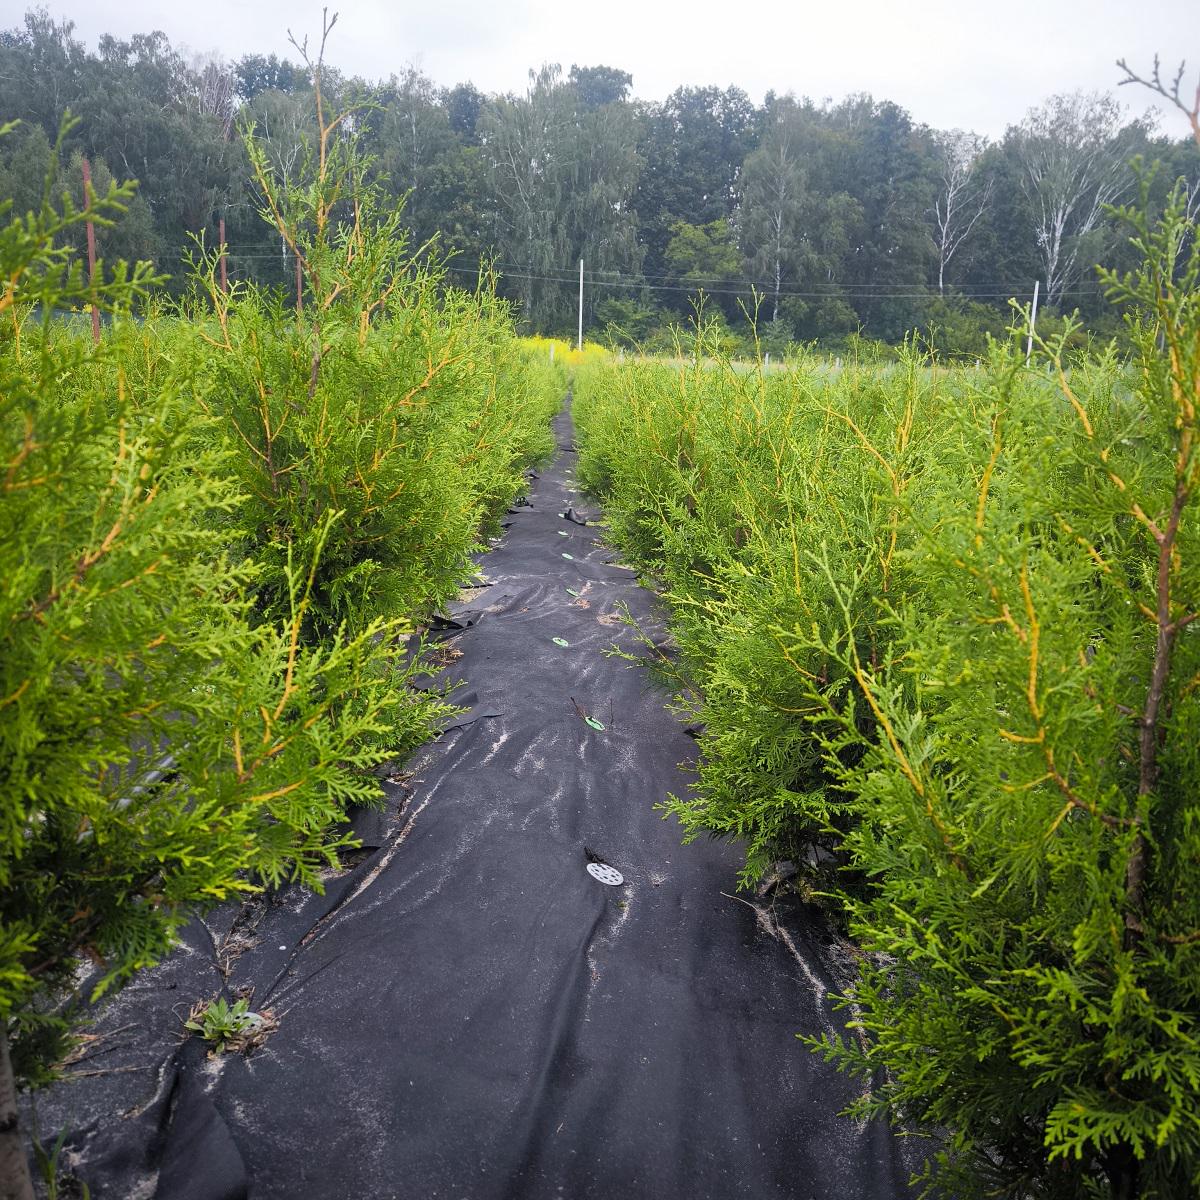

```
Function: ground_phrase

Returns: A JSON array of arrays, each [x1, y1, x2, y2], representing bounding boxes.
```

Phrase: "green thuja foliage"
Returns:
[[0, 44, 561, 1186], [177, 28, 559, 642], [798, 182, 1200, 1198], [577, 181, 1200, 1195], [575, 331, 1003, 886], [0, 123, 454, 1095]]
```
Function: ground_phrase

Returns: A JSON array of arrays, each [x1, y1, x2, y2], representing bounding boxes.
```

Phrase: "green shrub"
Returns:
[[171, 57, 560, 642], [177, 254, 557, 641], [1, 99, 560, 1196], [575, 181, 1200, 1196], [800, 184, 1200, 1200], [0, 125, 440, 1099], [575, 336, 1010, 885], [920, 294, 1010, 359]]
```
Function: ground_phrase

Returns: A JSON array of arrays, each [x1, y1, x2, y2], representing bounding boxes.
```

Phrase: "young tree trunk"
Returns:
[[1105, 1141, 1140, 1200], [1126, 483, 1190, 947], [0, 1026, 34, 1200]]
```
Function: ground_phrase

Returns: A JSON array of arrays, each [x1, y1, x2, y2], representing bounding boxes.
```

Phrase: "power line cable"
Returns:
[[215, 252, 1105, 300], [439, 258, 1084, 292], [436, 263, 1100, 300]]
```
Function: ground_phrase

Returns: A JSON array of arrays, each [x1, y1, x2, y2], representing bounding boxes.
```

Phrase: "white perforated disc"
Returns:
[[587, 862, 624, 886]]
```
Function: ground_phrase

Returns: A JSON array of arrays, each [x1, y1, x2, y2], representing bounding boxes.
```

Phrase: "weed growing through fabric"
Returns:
[[28, 1106, 90, 1200], [184, 997, 277, 1056]]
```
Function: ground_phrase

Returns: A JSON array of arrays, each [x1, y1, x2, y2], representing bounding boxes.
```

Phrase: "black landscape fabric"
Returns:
[[34, 404, 912, 1200]]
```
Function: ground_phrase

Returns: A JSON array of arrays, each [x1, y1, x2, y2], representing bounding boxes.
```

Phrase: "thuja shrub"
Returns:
[[577, 186, 1199, 1195], [177, 261, 558, 640], [178, 265, 561, 638], [573, 336, 1044, 884], [171, 39, 561, 642], [0, 129, 466, 1200], [801, 186, 1200, 1199]]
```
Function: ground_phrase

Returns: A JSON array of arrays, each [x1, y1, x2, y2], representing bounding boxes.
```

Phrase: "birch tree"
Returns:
[[241, 87, 311, 281], [739, 117, 805, 322], [379, 65, 445, 194], [567, 97, 641, 301], [932, 129, 992, 293], [479, 65, 573, 327], [193, 53, 235, 139], [1013, 92, 1138, 305]]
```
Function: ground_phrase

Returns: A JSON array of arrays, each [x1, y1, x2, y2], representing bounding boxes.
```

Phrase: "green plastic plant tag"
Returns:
[[553, 637, 569, 647], [585, 717, 605, 731]]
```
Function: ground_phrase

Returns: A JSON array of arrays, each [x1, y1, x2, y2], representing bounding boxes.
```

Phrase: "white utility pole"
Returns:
[[577, 259, 584, 352], [1025, 280, 1040, 365]]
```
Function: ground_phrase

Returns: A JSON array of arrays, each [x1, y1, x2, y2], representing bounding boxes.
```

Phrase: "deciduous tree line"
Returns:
[[2, 8, 1197, 348]]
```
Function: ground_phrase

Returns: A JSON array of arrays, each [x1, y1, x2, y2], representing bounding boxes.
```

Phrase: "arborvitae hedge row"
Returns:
[[0, 111, 562, 1155], [573, 185, 1199, 1197]]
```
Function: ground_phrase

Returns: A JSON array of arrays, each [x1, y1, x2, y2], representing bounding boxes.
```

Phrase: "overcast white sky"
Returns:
[[21, 0, 1200, 138]]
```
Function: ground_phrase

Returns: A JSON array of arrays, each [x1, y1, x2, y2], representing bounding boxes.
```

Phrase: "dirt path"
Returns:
[[38, 404, 909, 1200]]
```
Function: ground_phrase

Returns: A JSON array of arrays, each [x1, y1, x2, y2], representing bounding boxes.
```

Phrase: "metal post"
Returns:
[[1025, 280, 1040, 366], [81, 157, 101, 344], [218, 214, 227, 294], [577, 258, 583, 352]]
